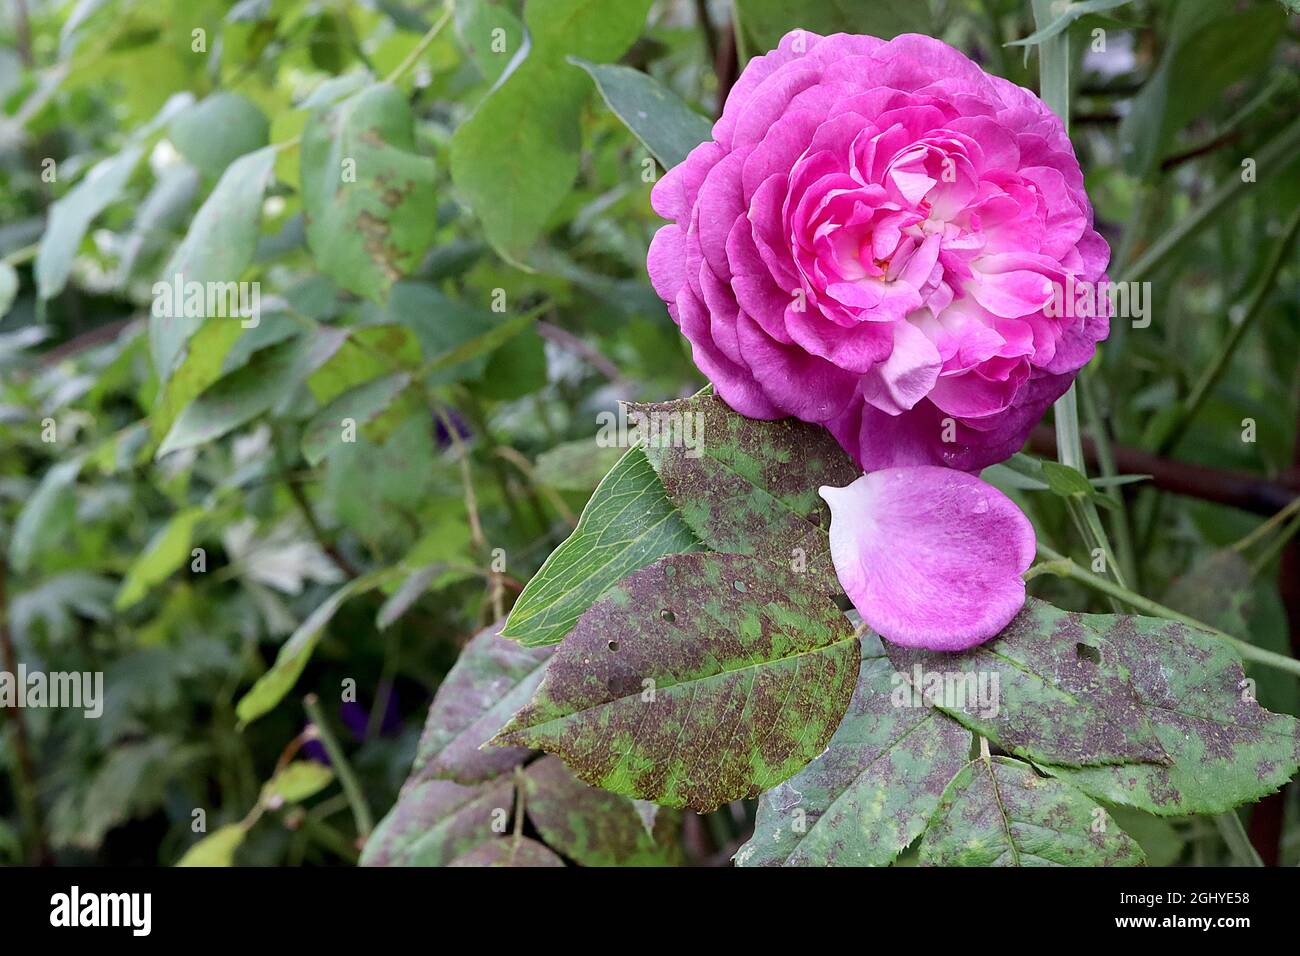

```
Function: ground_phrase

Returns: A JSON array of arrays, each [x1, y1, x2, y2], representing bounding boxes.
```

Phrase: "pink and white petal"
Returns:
[[820, 468, 1035, 651], [860, 320, 943, 415], [647, 225, 688, 304]]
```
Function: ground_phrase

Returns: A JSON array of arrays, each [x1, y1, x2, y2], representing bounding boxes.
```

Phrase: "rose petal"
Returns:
[[820, 468, 1035, 650]]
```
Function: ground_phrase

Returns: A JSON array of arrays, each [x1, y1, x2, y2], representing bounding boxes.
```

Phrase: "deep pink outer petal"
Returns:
[[820, 467, 1036, 651]]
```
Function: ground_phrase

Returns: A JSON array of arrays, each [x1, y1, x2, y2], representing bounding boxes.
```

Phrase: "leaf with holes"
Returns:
[[1036, 619, 1300, 817], [918, 757, 1145, 866], [886, 598, 1170, 767], [494, 551, 861, 812], [501, 446, 702, 648], [894, 598, 1300, 815], [301, 83, 437, 300], [525, 756, 681, 866], [633, 391, 859, 593], [736, 651, 970, 867]]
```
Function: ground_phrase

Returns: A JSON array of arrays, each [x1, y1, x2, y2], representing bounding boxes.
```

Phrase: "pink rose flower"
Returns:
[[647, 31, 1109, 472]]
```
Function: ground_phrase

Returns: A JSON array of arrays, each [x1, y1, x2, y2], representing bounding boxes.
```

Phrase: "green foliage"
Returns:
[[919, 757, 1145, 867], [496, 551, 861, 811]]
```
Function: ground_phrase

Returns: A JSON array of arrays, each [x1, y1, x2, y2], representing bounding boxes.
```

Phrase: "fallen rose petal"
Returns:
[[820, 467, 1036, 650]]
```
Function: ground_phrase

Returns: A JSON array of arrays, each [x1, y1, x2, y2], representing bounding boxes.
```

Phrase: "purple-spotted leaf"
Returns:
[[632, 391, 859, 592], [409, 619, 553, 786], [493, 551, 861, 812], [735, 652, 970, 867], [447, 836, 565, 868], [1033, 616, 1300, 816], [525, 756, 682, 866], [919, 756, 1145, 867], [360, 777, 514, 867], [895, 598, 1300, 815], [886, 598, 1170, 767]]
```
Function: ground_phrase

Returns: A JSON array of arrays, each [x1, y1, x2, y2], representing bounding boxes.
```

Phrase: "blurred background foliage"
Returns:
[[0, 0, 1298, 866]]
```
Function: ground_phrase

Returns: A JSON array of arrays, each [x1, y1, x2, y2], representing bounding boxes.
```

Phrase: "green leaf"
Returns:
[[453, 0, 525, 83], [168, 92, 270, 179], [494, 551, 861, 812], [11, 458, 83, 574], [409, 620, 553, 786], [150, 316, 247, 444], [35, 145, 144, 300], [114, 506, 204, 610], [301, 83, 437, 300], [569, 58, 712, 169], [473, 327, 546, 401], [360, 777, 515, 867], [157, 327, 348, 457], [301, 371, 411, 467], [533, 437, 625, 493], [736, 652, 970, 867], [151, 145, 277, 378], [1040, 460, 1095, 499], [422, 308, 537, 376], [322, 414, 437, 548], [261, 761, 334, 805], [0, 261, 17, 318], [175, 823, 245, 867], [500, 446, 701, 648], [524, 756, 682, 866], [1006, 0, 1135, 48], [633, 391, 859, 592], [918, 757, 1145, 866], [235, 567, 399, 725], [449, 0, 652, 259], [447, 836, 565, 867], [735, 0, 930, 54]]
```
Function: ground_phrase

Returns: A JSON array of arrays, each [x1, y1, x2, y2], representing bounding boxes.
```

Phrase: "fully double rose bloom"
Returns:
[[647, 31, 1109, 650], [648, 30, 1109, 474]]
